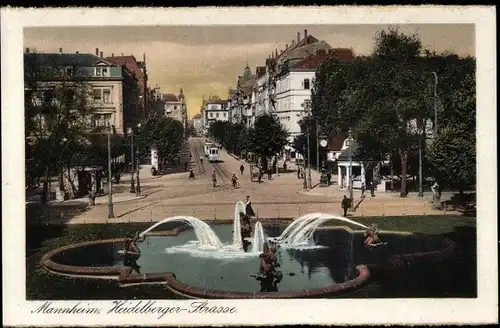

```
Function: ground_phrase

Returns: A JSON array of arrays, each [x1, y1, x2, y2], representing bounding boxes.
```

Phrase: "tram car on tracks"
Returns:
[[204, 142, 213, 157], [208, 147, 219, 163]]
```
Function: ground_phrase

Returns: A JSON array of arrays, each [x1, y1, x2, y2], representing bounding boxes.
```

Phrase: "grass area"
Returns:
[[26, 216, 476, 300]]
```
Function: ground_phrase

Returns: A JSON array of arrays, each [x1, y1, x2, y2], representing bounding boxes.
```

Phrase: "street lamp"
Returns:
[[418, 120, 424, 197], [107, 124, 114, 219], [302, 144, 307, 190], [135, 123, 142, 195], [128, 128, 136, 194], [301, 100, 312, 190], [348, 128, 354, 207]]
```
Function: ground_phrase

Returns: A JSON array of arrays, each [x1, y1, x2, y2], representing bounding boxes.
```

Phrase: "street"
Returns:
[[36, 137, 451, 225]]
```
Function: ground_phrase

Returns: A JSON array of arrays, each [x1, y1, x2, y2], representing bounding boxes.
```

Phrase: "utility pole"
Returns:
[[418, 130, 423, 197], [316, 121, 320, 170], [107, 125, 114, 219], [129, 129, 135, 193], [302, 145, 307, 190], [348, 128, 353, 207], [307, 125, 312, 190]]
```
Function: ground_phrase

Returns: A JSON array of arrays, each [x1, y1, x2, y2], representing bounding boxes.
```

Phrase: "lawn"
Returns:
[[26, 215, 476, 300]]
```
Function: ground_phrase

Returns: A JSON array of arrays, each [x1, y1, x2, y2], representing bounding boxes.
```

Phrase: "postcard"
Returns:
[[1, 5, 497, 327]]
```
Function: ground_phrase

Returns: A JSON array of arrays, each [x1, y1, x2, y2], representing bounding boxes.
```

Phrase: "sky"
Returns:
[[24, 24, 474, 118]]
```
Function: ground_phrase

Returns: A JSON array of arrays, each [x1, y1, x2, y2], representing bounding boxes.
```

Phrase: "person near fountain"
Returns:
[[364, 223, 382, 247], [361, 183, 366, 198], [240, 164, 244, 175], [245, 196, 255, 217], [124, 234, 141, 255], [341, 195, 350, 217]]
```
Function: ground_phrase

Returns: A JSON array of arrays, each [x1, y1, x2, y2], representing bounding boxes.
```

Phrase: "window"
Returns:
[[210, 112, 214, 118], [65, 67, 74, 76], [92, 114, 112, 127], [95, 67, 109, 77], [102, 89, 111, 103], [93, 89, 102, 101], [216, 113, 220, 118], [174, 106, 178, 110], [223, 112, 227, 117], [303, 79, 310, 90]]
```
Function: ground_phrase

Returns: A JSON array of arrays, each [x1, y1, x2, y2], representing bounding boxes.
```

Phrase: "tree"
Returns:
[[25, 52, 95, 202], [135, 112, 184, 168], [427, 71, 476, 192], [247, 114, 289, 165]]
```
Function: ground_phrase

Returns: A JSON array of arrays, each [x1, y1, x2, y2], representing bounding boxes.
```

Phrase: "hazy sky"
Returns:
[[24, 24, 474, 117]]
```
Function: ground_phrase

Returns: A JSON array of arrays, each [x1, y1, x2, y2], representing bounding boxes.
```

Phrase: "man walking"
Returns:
[[341, 195, 350, 217], [240, 164, 245, 175]]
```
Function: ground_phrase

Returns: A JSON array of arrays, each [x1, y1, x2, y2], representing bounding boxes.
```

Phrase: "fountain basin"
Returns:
[[41, 219, 456, 299]]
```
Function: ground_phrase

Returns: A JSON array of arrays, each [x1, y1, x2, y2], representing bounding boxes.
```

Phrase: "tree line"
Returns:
[[208, 114, 289, 167], [297, 27, 476, 196]]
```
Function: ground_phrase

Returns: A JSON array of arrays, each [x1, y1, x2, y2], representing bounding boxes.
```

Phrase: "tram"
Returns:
[[204, 142, 213, 157], [208, 147, 219, 162]]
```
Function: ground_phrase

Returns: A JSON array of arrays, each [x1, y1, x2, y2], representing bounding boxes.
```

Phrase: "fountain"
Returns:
[[273, 213, 369, 246], [139, 216, 223, 249], [233, 201, 246, 249], [250, 222, 265, 253]]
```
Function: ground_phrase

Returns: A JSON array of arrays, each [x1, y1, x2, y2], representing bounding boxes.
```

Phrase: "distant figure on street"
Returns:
[[297, 167, 301, 179], [188, 168, 195, 180], [200, 156, 203, 164], [267, 166, 272, 180], [361, 183, 366, 198], [370, 181, 375, 197], [212, 170, 217, 187], [341, 195, 350, 217], [245, 195, 255, 217], [231, 174, 239, 188], [258, 167, 263, 183], [283, 161, 287, 173], [240, 164, 245, 175]]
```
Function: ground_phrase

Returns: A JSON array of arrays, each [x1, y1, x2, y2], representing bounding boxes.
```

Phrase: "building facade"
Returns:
[[24, 49, 140, 136], [162, 89, 187, 124], [203, 100, 229, 132]]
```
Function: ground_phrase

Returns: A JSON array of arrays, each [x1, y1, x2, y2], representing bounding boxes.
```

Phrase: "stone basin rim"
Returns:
[[40, 219, 456, 299]]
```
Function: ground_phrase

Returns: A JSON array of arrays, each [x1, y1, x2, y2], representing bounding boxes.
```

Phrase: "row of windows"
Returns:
[[208, 112, 227, 118], [93, 88, 112, 103], [276, 78, 311, 93]]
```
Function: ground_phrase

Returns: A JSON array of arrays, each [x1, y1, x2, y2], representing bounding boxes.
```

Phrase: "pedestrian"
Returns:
[[212, 170, 217, 187], [370, 181, 375, 197], [245, 195, 255, 217], [267, 166, 272, 180], [283, 161, 287, 173], [297, 167, 301, 179], [341, 195, 350, 217], [361, 183, 366, 198], [240, 164, 244, 175], [188, 168, 195, 180], [258, 167, 263, 183]]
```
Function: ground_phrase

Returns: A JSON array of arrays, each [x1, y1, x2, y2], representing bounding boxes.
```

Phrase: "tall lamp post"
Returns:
[[302, 144, 308, 190], [301, 99, 313, 190], [135, 123, 142, 195], [418, 120, 424, 197], [107, 124, 114, 219], [128, 128, 136, 194], [348, 128, 354, 207]]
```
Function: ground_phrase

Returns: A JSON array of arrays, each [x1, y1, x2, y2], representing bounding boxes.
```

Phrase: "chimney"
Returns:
[[304, 29, 308, 39], [143, 53, 146, 62], [275, 49, 278, 57], [285, 44, 288, 49], [121, 53, 124, 56], [292, 39, 295, 45], [95, 48, 99, 56], [59, 48, 63, 53], [100, 51, 103, 58], [297, 32, 300, 43], [25, 47, 30, 53], [111, 53, 114, 57]]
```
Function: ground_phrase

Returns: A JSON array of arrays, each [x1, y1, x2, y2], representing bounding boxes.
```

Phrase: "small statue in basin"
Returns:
[[364, 224, 386, 248], [256, 242, 283, 292], [240, 214, 252, 252]]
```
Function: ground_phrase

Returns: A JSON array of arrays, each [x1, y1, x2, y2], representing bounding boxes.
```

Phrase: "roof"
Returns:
[[162, 93, 179, 102], [336, 141, 361, 162], [277, 35, 320, 62], [294, 48, 354, 70], [327, 132, 348, 151], [255, 66, 266, 78], [105, 55, 144, 79], [24, 53, 113, 67], [206, 99, 228, 105]]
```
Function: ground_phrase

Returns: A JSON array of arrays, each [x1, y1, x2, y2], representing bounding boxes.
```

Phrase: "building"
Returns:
[[192, 113, 204, 136], [161, 89, 187, 124], [105, 52, 149, 120], [203, 99, 229, 132], [24, 48, 141, 135], [274, 48, 354, 160]]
